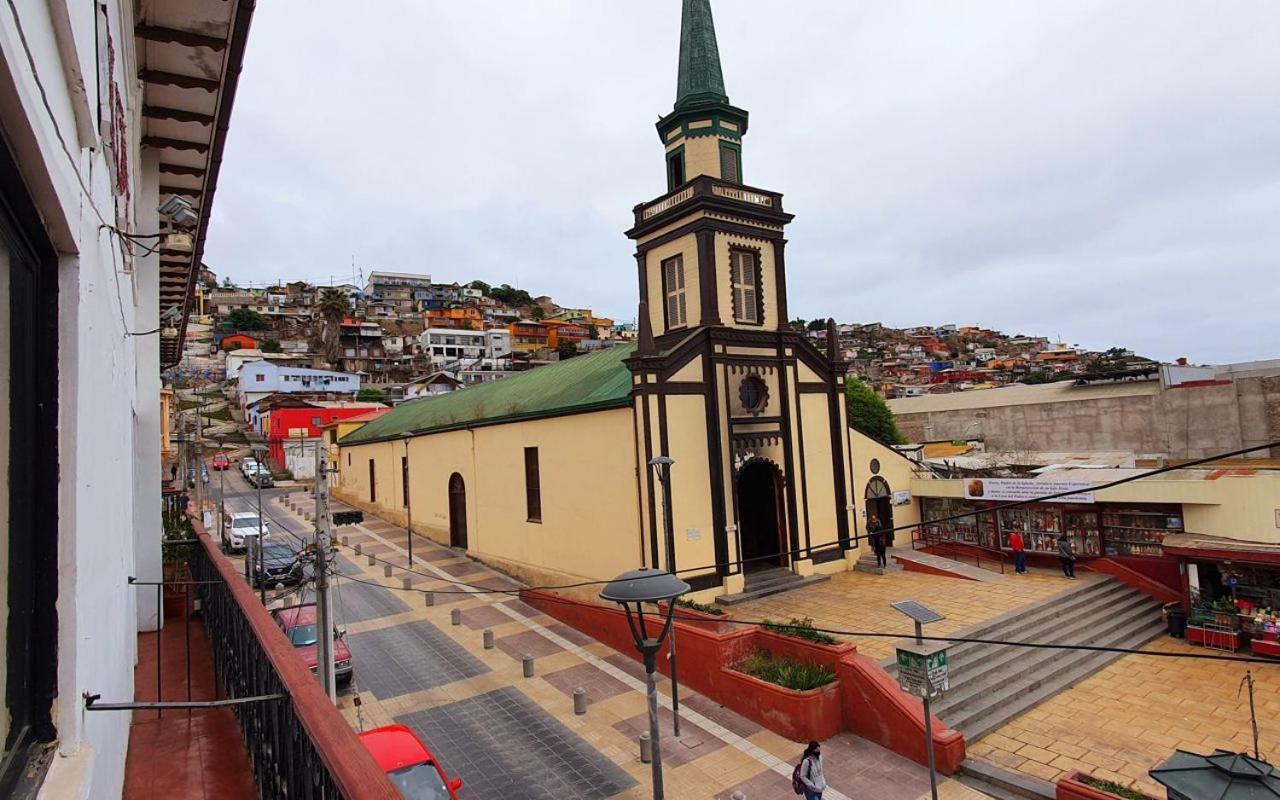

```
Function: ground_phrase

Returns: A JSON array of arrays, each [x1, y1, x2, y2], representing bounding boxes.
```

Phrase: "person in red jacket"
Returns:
[[1009, 530, 1027, 574]]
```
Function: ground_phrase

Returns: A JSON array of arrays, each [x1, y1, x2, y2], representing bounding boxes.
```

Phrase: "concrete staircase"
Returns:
[[884, 576, 1164, 742], [853, 550, 903, 575], [714, 566, 830, 606]]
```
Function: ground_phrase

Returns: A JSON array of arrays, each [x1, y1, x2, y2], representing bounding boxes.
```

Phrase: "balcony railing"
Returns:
[[188, 520, 399, 799], [634, 175, 786, 227]]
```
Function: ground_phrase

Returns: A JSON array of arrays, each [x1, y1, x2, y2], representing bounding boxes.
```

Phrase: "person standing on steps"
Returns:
[[1009, 529, 1027, 574], [868, 514, 887, 569], [797, 740, 826, 799], [1058, 533, 1076, 579]]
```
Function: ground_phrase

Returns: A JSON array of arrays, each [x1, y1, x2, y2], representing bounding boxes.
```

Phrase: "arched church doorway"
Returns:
[[865, 476, 894, 546], [737, 461, 787, 571], [448, 473, 468, 549]]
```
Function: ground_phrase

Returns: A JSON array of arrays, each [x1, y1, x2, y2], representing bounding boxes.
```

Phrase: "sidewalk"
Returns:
[[298, 498, 985, 799]]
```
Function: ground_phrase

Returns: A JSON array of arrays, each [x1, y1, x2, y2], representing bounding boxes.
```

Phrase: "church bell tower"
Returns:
[[625, 0, 855, 598]]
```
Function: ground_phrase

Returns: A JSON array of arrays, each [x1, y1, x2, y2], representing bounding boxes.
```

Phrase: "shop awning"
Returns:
[[1162, 533, 1280, 566], [1149, 749, 1280, 798]]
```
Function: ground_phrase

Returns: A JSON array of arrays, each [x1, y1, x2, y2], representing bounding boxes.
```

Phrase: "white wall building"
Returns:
[[239, 362, 361, 411], [0, 0, 254, 795]]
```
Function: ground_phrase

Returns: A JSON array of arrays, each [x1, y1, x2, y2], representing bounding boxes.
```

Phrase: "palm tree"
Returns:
[[315, 288, 350, 365]]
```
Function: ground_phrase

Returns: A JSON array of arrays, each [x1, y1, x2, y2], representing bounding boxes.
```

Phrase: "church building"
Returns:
[[335, 0, 887, 601]]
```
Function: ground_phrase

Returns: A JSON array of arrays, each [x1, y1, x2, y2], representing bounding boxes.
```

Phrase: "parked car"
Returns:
[[223, 511, 268, 553], [240, 458, 263, 478], [211, 452, 231, 471], [246, 537, 303, 587], [271, 604, 353, 686], [358, 725, 462, 799], [248, 467, 274, 488]]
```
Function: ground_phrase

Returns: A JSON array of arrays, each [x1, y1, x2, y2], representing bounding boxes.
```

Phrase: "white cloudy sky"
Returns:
[[204, 1, 1280, 364]]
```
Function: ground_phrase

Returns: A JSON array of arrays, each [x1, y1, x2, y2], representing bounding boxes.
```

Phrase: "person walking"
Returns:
[[868, 514, 887, 569], [1057, 533, 1076, 579], [797, 740, 826, 799], [1009, 529, 1027, 574]]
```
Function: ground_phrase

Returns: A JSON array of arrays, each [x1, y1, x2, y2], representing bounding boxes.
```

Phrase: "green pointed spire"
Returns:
[[675, 0, 728, 109]]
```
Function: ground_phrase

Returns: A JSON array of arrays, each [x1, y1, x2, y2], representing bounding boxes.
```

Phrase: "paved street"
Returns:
[[247, 491, 985, 800]]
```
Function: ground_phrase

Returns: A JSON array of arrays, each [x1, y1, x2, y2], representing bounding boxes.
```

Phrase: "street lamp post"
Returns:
[[217, 435, 226, 549], [401, 432, 414, 566], [647, 456, 681, 736], [600, 568, 690, 800], [252, 443, 268, 604]]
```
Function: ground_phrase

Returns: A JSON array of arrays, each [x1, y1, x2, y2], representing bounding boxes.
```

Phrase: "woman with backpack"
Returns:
[[793, 740, 827, 799]]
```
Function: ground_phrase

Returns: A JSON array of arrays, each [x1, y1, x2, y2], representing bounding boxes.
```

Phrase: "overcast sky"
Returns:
[[204, 1, 1280, 364]]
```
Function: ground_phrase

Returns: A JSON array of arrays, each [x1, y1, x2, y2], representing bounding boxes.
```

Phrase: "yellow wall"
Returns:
[[850, 428, 926, 544], [335, 409, 644, 591], [644, 234, 701, 334], [799, 392, 839, 548]]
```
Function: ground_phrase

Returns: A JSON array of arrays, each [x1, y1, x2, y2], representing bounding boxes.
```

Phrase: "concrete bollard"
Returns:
[[383, 564, 393, 578], [573, 687, 587, 715], [303, 511, 311, 521], [341, 536, 349, 547], [522, 655, 534, 677], [424, 591, 434, 607], [638, 733, 652, 763], [402, 577, 412, 590], [354, 542, 361, 554], [450, 608, 461, 626], [367, 554, 375, 566], [731, 792, 746, 800], [483, 630, 494, 649]]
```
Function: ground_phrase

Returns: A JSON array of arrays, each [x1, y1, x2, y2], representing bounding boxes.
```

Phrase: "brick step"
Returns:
[[715, 572, 831, 606], [957, 759, 1055, 800], [934, 592, 1159, 719], [884, 578, 1126, 676], [935, 581, 1143, 673], [950, 618, 1166, 741]]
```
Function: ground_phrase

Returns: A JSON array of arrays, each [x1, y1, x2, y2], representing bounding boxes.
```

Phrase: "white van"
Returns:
[[223, 511, 269, 553]]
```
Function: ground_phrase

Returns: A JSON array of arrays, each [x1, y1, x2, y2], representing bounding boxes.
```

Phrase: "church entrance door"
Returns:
[[737, 461, 787, 571], [448, 473, 468, 549]]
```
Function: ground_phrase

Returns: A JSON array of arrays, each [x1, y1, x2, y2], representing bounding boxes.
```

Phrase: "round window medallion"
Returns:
[[870, 458, 881, 475], [739, 375, 769, 413]]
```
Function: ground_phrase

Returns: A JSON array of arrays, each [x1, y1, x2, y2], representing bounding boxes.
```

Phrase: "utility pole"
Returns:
[[217, 436, 226, 548], [314, 445, 336, 701]]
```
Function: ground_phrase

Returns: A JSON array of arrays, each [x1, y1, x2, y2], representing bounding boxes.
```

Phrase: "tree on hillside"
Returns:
[[469, 280, 491, 295], [528, 304, 545, 320], [227, 308, 266, 331], [1020, 369, 1055, 385], [315, 288, 350, 364], [845, 377, 905, 445], [789, 318, 808, 333], [260, 339, 283, 353], [556, 340, 579, 360], [806, 319, 826, 332], [490, 283, 534, 308], [356, 387, 388, 403], [221, 277, 234, 288]]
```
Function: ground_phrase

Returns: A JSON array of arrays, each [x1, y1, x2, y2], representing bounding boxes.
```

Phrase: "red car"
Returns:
[[271, 604, 353, 685], [359, 725, 462, 799], [211, 452, 231, 470]]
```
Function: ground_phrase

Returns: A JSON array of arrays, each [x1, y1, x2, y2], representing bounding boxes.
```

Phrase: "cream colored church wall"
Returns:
[[849, 428, 924, 543], [335, 408, 643, 593], [682, 135, 724, 180], [662, 395, 719, 578], [799, 392, 840, 549]]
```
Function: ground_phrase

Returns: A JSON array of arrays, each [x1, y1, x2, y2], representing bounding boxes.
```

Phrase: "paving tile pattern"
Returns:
[[346, 619, 489, 699], [495, 629, 565, 660], [612, 708, 726, 768], [332, 577, 411, 623], [398, 687, 635, 800], [973, 636, 1280, 797], [681, 693, 764, 739], [461, 603, 515, 630], [541, 662, 631, 703]]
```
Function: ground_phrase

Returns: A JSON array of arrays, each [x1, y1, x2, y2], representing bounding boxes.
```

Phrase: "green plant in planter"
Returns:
[[1077, 775, 1151, 800], [734, 649, 835, 691], [675, 598, 725, 616], [762, 616, 839, 645]]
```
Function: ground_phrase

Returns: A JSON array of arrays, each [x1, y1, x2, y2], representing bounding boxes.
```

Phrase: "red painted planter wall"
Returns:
[[1057, 771, 1159, 800], [521, 589, 965, 774]]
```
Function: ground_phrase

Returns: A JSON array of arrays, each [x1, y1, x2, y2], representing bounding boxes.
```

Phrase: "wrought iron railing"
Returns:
[[912, 525, 1007, 574], [189, 521, 399, 799]]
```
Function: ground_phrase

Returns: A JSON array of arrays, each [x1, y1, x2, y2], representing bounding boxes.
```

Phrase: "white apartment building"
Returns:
[[0, 0, 253, 795], [424, 327, 511, 367]]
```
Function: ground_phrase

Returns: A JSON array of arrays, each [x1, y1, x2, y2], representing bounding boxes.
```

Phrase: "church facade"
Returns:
[[335, 0, 878, 601]]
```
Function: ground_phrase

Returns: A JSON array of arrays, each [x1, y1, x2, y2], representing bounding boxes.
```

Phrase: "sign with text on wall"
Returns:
[[963, 478, 1095, 504]]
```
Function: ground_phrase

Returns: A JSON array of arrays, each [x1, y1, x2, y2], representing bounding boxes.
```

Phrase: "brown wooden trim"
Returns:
[[139, 69, 220, 91], [797, 383, 829, 393], [723, 363, 742, 574], [634, 216, 784, 256], [160, 163, 206, 177], [791, 362, 812, 553], [657, 383, 672, 570], [730, 415, 783, 426], [696, 229, 720, 325], [144, 134, 211, 152], [703, 337, 729, 577], [143, 105, 215, 125], [136, 24, 227, 50], [774, 238, 789, 329], [159, 184, 202, 196], [640, 392, 659, 568], [828, 379, 851, 546], [658, 253, 687, 331], [776, 345, 801, 559]]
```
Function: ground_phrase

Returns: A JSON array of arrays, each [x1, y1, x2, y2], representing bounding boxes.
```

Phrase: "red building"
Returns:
[[266, 403, 386, 469]]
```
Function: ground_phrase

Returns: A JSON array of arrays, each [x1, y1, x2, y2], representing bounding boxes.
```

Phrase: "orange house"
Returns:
[[426, 307, 483, 330], [219, 333, 258, 351]]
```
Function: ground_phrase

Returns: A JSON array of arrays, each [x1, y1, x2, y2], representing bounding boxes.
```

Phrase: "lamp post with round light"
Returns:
[[600, 568, 689, 800]]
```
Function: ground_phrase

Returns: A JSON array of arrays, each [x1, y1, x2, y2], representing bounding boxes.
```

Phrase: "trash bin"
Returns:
[[1166, 603, 1187, 638]]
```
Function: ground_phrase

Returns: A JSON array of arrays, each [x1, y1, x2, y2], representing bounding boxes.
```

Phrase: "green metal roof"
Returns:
[[675, 0, 729, 109], [340, 343, 637, 445]]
